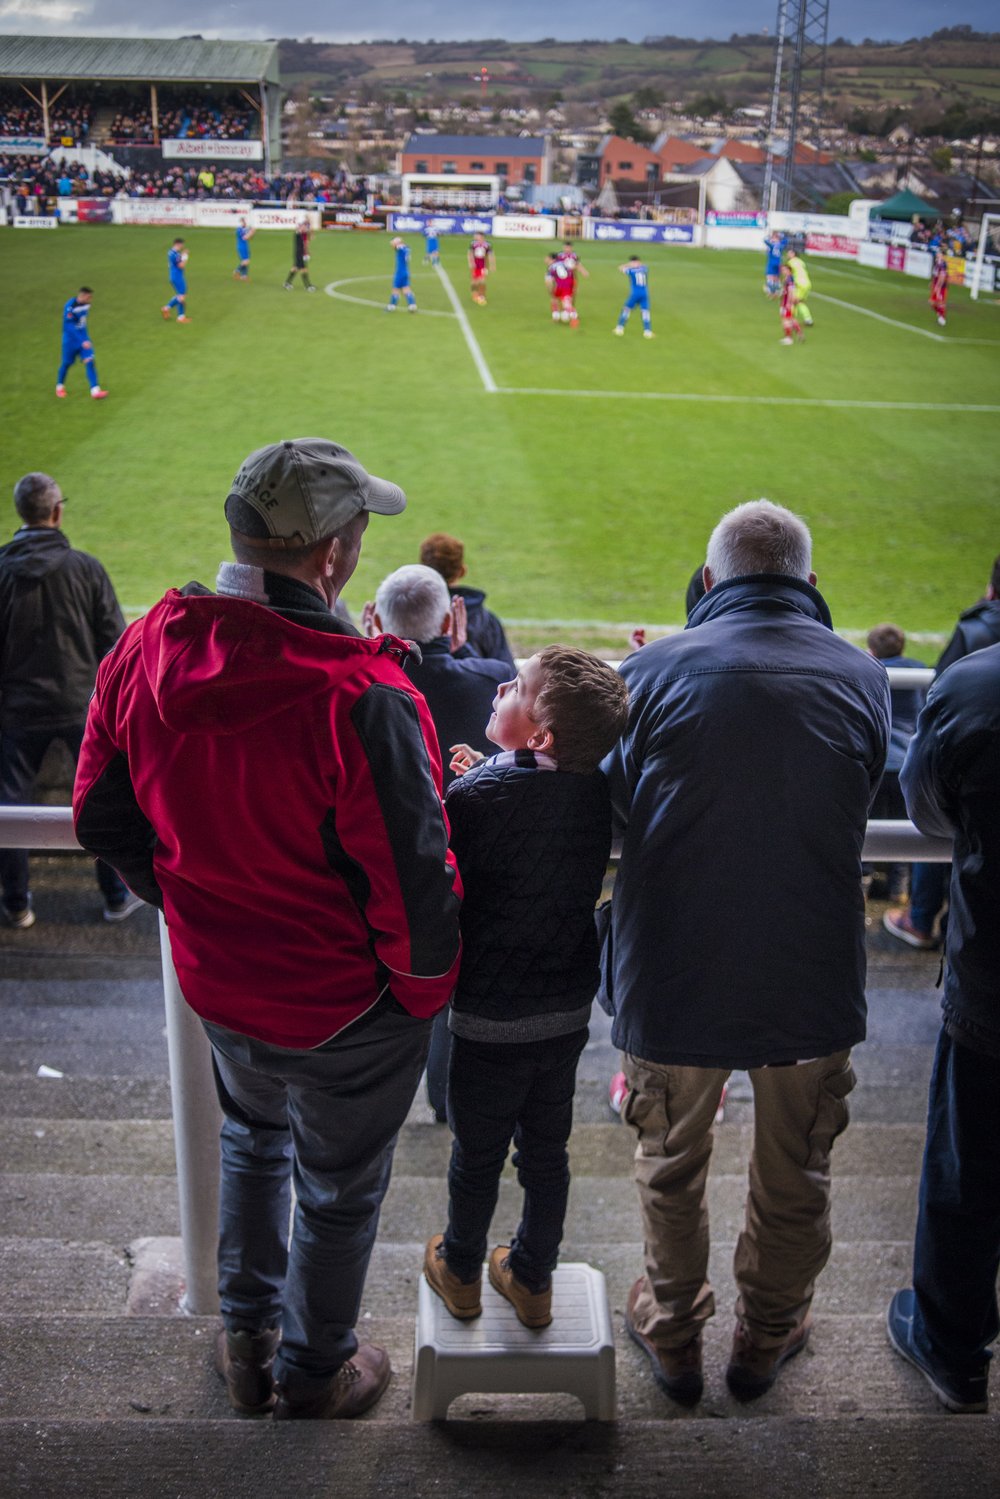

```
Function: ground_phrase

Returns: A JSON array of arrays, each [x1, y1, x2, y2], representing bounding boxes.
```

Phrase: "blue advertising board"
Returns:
[[588, 219, 695, 244], [388, 212, 494, 236]]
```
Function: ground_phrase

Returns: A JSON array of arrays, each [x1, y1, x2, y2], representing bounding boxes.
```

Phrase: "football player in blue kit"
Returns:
[[162, 238, 190, 322], [56, 287, 108, 399], [614, 256, 653, 338], [387, 238, 418, 312]]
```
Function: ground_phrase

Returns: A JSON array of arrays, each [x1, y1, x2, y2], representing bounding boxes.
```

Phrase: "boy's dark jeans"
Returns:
[[443, 1026, 588, 1293]]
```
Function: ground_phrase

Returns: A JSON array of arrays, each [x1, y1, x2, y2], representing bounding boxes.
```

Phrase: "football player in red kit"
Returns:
[[929, 249, 949, 327], [780, 265, 804, 345], [546, 253, 578, 325], [468, 235, 495, 304]]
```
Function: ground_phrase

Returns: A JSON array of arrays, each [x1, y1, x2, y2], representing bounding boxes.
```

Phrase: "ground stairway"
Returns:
[[0, 855, 996, 1497], [86, 107, 118, 149]]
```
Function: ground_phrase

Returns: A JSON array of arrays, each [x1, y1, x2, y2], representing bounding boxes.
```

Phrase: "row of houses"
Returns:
[[393, 129, 993, 218]]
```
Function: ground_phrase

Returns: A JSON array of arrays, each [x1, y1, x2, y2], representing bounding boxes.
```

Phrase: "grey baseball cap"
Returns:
[[225, 438, 406, 550]]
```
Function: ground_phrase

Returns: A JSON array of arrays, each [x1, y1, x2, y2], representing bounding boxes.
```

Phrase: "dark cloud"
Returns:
[[1, 1, 996, 41]]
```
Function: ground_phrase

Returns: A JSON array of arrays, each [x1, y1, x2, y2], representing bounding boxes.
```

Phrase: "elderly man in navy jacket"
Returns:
[[886, 641, 1000, 1414], [604, 499, 889, 1405]]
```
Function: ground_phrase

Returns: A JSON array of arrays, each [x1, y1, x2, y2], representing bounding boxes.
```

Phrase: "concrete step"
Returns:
[[0, 1236, 921, 1320], [0, 1117, 931, 1179], [1, 1414, 996, 1499], [0, 1166, 923, 1251], [1, 1311, 995, 1424]]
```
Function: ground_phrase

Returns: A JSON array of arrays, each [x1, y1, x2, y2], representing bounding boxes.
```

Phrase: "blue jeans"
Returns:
[[0, 724, 126, 910], [204, 993, 432, 1395], [913, 1028, 1000, 1373], [443, 1026, 588, 1293], [909, 861, 948, 934]]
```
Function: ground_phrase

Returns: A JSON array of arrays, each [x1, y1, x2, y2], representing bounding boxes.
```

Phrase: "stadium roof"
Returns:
[[403, 134, 546, 158], [0, 35, 279, 85]]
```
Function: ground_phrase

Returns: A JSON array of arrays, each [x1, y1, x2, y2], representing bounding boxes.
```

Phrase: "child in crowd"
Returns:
[[424, 647, 630, 1328]]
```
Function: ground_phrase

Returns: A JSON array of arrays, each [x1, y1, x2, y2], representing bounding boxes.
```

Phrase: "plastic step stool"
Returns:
[[412, 1261, 616, 1421]]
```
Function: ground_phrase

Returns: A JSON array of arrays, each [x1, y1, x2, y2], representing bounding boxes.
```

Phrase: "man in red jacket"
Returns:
[[74, 438, 462, 1420]]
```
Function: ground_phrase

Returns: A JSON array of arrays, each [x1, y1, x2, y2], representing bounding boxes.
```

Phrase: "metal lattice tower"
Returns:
[[761, 0, 831, 213]]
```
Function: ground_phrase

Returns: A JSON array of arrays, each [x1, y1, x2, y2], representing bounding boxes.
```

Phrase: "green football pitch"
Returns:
[[2, 224, 998, 651]]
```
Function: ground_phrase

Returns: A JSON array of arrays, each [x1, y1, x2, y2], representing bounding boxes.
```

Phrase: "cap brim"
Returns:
[[362, 475, 407, 516]]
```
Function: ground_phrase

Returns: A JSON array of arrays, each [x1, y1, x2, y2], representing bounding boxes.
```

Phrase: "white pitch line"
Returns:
[[323, 276, 454, 318], [434, 263, 498, 393], [812, 290, 947, 341], [494, 387, 1000, 414]]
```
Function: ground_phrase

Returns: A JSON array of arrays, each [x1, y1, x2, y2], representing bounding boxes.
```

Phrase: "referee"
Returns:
[[283, 217, 316, 292]]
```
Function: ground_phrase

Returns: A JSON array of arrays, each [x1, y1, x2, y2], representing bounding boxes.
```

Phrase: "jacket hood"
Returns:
[[453, 584, 487, 610], [686, 574, 834, 632], [0, 528, 71, 581], [139, 588, 411, 734]]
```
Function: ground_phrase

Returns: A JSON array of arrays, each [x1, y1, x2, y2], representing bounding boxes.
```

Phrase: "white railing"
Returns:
[[0, 799, 953, 1316]]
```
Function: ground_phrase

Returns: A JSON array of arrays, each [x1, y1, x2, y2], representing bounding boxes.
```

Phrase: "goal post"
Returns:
[[968, 211, 1000, 300]]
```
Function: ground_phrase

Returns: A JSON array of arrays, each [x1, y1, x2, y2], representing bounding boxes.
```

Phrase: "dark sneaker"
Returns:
[[625, 1278, 703, 1405], [886, 1288, 989, 1413], [488, 1246, 552, 1328], [103, 891, 145, 923], [215, 1326, 279, 1415], [272, 1344, 391, 1420], [2, 899, 35, 929], [424, 1233, 482, 1319], [726, 1315, 811, 1400], [883, 908, 936, 949]]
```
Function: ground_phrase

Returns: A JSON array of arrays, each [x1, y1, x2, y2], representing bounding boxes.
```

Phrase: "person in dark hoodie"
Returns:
[[74, 439, 462, 1422], [423, 646, 629, 1330], [603, 499, 889, 1407], [0, 471, 133, 926], [418, 531, 515, 673]]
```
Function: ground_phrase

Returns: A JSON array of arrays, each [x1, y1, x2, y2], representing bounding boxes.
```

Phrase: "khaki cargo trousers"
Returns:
[[623, 1050, 855, 1351]]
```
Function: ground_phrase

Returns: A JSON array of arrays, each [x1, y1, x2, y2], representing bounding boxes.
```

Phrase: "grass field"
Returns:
[[2, 224, 998, 652]]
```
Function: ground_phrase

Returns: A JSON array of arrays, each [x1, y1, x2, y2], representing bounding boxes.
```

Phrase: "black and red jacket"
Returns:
[[73, 578, 462, 1048]]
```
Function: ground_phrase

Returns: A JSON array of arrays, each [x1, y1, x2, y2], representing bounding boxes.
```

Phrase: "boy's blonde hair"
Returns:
[[533, 646, 630, 774]]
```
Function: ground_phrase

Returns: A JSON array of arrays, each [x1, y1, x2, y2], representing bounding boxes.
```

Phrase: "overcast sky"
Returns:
[[0, 1, 996, 43]]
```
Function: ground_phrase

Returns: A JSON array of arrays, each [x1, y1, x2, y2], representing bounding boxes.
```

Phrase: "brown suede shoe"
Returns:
[[214, 1326, 280, 1415], [272, 1343, 392, 1420], [726, 1315, 812, 1401], [424, 1233, 483, 1319], [488, 1246, 552, 1328], [624, 1278, 703, 1405]]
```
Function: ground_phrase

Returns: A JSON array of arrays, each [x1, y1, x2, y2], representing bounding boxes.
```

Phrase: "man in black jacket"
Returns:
[[886, 642, 1000, 1415], [603, 499, 889, 1405], [0, 471, 134, 926], [884, 555, 1000, 948]]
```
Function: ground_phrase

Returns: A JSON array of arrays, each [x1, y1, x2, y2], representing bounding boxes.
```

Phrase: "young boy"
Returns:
[[424, 647, 630, 1327]]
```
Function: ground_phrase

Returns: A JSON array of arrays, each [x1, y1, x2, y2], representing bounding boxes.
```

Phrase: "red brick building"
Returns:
[[399, 133, 549, 187]]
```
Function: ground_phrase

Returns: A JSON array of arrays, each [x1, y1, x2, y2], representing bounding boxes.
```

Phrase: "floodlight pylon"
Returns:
[[761, 0, 831, 213]]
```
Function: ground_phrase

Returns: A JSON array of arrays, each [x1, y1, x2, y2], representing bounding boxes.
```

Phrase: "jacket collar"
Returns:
[[686, 574, 834, 632]]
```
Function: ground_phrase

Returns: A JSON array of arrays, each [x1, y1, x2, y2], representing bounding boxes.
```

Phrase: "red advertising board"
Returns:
[[76, 199, 112, 223], [887, 244, 906, 272], [805, 233, 858, 258]]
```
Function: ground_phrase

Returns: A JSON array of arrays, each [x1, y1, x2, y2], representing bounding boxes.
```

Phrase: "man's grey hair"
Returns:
[[705, 499, 812, 583], [13, 472, 61, 526], [375, 564, 451, 642]]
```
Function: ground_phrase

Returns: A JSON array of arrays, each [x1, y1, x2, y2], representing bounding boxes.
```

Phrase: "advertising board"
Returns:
[[161, 139, 263, 161], [388, 212, 493, 236], [589, 220, 695, 244], [13, 215, 58, 228], [490, 214, 557, 239], [0, 136, 46, 154]]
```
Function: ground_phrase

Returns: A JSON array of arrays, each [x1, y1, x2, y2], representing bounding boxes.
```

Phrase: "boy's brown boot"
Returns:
[[424, 1233, 483, 1319], [488, 1246, 552, 1328]]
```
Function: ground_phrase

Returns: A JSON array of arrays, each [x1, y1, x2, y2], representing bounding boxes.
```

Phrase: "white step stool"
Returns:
[[411, 1261, 616, 1421]]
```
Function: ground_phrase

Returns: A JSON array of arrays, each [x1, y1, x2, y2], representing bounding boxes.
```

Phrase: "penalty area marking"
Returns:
[[813, 290, 1000, 347], [323, 276, 454, 318]]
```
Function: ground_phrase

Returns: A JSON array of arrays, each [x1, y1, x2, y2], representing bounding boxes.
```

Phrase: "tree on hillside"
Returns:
[[608, 101, 653, 143]]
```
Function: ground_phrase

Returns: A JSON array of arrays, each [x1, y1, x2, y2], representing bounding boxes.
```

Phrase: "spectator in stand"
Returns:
[[367, 562, 512, 1123], [884, 555, 1000, 949], [0, 472, 136, 927], [419, 532, 515, 673], [604, 499, 888, 1406], [865, 624, 927, 901], [886, 639, 1000, 1416], [74, 438, 462, 1420]]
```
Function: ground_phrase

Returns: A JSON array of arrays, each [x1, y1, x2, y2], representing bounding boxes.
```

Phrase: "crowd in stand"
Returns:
[[108, 95, 256, 144], [0, 153, 366, 208], [0, 86, 93, 143]]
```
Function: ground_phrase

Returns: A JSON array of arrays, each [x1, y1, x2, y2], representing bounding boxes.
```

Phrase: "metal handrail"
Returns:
[[0, 802, 953, 1317]]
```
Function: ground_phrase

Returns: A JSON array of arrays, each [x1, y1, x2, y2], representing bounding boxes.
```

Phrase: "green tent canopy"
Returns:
[[871, 189, 939, 221]]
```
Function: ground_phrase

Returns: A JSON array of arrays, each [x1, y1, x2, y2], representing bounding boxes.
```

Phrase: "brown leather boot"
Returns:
[[488, 1246, 552, 1328], [624, 1278, 703, 1405], [726, 1315, 812, 1400], [214, 1326, 280, 1415], [272, 1344, 392, 1420], [424, 1233, 482, 1319]]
